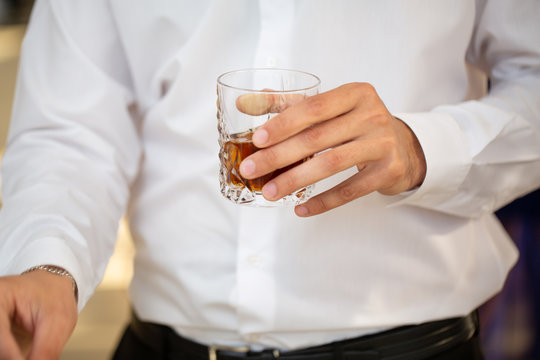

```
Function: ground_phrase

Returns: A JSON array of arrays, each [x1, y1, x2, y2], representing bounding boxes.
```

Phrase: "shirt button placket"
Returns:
[[235, 206, 278, 338]]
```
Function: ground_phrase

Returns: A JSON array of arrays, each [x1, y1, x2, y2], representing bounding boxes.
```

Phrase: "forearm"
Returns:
[[0, 0, 141, 309]]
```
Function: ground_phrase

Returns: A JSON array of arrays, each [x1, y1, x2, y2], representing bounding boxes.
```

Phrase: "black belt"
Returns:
[[129, 312, 478, 360]]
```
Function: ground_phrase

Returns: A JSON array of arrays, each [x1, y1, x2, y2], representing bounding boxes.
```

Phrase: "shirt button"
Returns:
[[266, 57, 277, 67]]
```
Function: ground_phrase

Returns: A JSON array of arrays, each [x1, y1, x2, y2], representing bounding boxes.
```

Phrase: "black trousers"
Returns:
[[112, 315, 484, 360]]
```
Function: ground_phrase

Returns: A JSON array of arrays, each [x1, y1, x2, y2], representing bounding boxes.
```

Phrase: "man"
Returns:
[[1, 0, 539, 359]]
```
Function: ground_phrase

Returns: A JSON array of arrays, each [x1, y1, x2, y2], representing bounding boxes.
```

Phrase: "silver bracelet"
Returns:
[[22, 265, 79, 303]]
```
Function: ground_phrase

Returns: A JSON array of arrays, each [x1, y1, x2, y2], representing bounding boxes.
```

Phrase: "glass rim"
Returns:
[[217, 68, 321, 93]]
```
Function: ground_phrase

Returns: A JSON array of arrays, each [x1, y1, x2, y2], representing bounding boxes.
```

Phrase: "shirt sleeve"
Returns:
[[0, 0, 141, 310], [393, 0, 540, 218]]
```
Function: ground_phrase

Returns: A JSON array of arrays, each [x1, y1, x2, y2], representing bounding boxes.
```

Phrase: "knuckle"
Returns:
[[261, 147, 279, 166], [347, 82, 375, 96], [378, 135, 396, 152], [361, 82, 376, 94], [342, 83, 363, 101], [368, 111, 390, 127], [301, 126, 324, 147], [312, 195, 331, 213], [275, 113, 293, 132], [304, 96, 326, 118], [338, 184, 358, 201], [343, 82, 381, 110], [322, 150, 346, 172], [386, 159, 406, 181], [282, 171, 299, 192]]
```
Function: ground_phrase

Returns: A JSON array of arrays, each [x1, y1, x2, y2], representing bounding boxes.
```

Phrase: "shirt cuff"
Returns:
[[389, 111, 472, 214], [4, 236, 90, 312]]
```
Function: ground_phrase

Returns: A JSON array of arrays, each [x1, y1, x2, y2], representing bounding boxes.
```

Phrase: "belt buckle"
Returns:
[[209, 344, 250, 360], [209, 345, 280, 360]]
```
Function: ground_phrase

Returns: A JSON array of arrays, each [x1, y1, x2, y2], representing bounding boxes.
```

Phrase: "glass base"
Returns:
[[220, 183, 313, 207]]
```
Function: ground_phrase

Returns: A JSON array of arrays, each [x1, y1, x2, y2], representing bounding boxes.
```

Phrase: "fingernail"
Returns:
[[240, 159, 255, 177], [263, 182, 277, 199], [295, 205, 309, 217], [252, 128, 269, 146]]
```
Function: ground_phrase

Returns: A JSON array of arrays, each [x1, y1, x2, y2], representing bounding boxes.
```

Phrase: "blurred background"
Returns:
[[1, 1, 538, 359]]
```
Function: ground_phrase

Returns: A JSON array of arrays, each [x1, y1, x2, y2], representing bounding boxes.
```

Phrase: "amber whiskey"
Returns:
[[222, 130, 305, 192]]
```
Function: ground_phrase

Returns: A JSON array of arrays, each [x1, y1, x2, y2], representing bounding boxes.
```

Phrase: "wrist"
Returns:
[[395, 116, 427, 190], [22, 264, 79, 303]]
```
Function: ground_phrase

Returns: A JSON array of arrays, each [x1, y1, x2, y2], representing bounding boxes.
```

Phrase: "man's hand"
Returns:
[[0, 271, 78, 359], [237, 83, 427, 217]]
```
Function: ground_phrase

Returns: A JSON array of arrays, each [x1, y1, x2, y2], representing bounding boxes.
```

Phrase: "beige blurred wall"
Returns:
[[0, 24, 25, 148]]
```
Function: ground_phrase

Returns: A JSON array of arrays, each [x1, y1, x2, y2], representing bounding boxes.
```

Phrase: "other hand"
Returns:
[[0, 271, 78, 359]]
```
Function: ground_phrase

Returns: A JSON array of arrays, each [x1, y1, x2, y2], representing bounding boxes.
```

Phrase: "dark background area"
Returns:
[[0, 0, 34, 25]]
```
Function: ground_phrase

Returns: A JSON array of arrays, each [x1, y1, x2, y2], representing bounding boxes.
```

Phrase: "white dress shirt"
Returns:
[[1, 0, 540, 350]]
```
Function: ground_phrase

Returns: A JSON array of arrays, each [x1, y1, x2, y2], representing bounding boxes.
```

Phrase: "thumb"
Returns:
[[236, 91, 305, 116]]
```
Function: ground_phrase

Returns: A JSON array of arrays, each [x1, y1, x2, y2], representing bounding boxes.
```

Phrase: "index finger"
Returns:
[[251, 83, 366, 148]]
